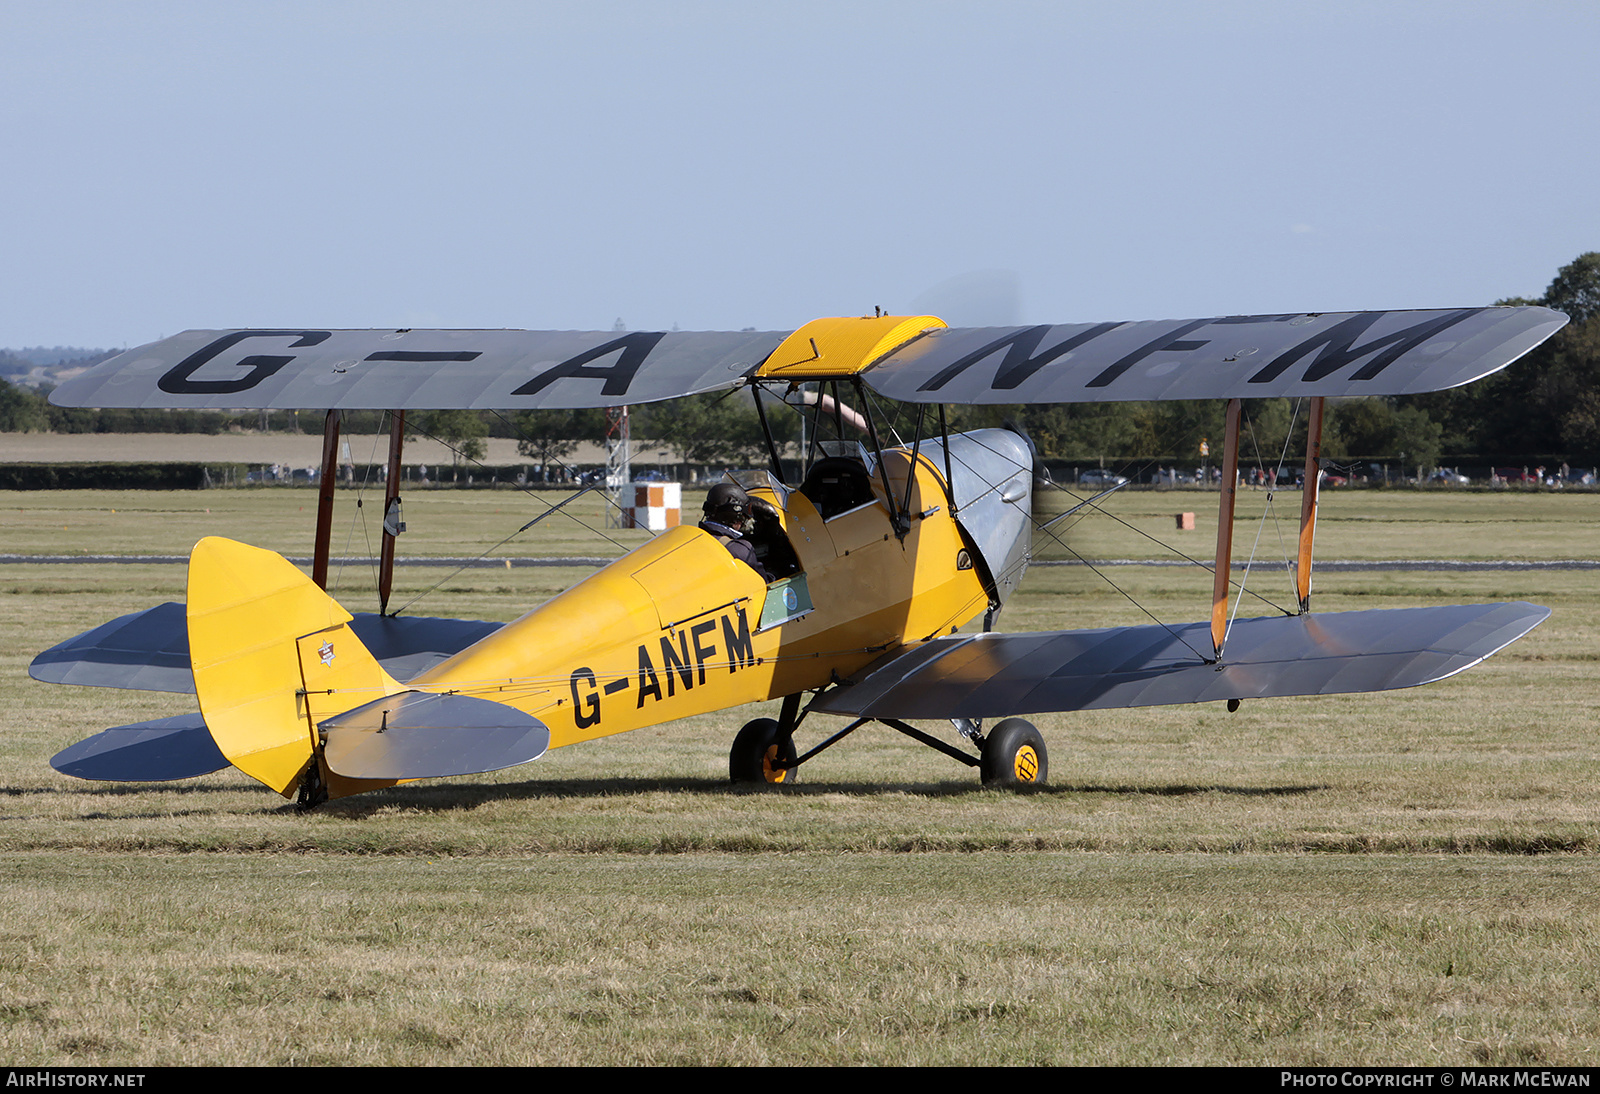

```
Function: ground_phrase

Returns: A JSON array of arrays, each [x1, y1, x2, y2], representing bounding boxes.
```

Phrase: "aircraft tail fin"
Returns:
[[186, 536, 403, 800]]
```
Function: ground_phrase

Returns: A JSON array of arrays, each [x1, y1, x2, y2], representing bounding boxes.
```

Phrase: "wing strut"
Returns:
[[379, 411, 406, 615], [1210, 397, 1242, 659], [852, 378, 908, 537], [937, 404, 958, 518], [312, 410, 342, 590], [1296, 397, 1325, 613], [751, 385, 788, 485]]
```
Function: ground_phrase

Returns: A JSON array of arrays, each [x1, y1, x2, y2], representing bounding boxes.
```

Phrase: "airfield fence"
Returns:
[[0, 461, 249, 490], [3, 458, 1595, 491]]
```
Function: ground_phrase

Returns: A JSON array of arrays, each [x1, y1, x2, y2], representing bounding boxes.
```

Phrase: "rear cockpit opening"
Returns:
[[799, 456, 876, 519]]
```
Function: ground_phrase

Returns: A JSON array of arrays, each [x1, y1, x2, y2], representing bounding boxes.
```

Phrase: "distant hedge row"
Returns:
[[0, 462, 248, 490]]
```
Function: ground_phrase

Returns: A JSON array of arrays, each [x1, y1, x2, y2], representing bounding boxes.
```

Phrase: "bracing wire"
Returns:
[[1031, 463, 1294, 616], [1219, 399, 1317, 646], [936, 429, 1217, 660], [313, 412, 641, 618], [426, 413, 634, 555], [1267, 399, 1306, 606], [389, 483, 603, 617], [1029, 513, 1216, 662], [949, 421, 1300, 667], [329, 418, 390, 600]]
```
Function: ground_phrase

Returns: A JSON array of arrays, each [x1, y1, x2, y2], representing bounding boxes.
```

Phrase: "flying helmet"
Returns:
[[703, 482, 751, 524]]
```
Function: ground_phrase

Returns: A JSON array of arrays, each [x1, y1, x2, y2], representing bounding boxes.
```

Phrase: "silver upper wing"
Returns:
[[861, 307, 1567, 404], [50, 328, 790, 410], [52, 306, 1566, 411], [810, 602, 1549, 720]]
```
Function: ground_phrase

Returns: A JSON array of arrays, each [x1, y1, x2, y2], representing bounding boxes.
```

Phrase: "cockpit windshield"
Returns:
[[725, 468, 789, 509]]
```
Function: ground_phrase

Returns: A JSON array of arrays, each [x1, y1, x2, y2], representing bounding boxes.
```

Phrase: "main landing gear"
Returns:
[[726, 695, 1047, 790], [729, 717, 798, 785], [977, 718, 1048, 788]]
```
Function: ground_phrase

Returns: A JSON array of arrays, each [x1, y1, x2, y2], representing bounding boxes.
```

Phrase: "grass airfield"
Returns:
[[2, 484, 1598, 1065]]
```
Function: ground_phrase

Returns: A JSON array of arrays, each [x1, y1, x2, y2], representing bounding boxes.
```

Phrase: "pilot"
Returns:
[[699, 482, 772, 582]]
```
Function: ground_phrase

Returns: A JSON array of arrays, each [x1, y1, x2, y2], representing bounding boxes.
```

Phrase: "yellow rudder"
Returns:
[[186, 537, 403, 798]]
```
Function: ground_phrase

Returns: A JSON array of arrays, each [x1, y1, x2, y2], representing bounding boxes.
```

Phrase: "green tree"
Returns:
[[1546, 318, 1600, 456], [512, 408, 607, 479], [639, 391, 776, 466], [1543, 252, 1600, 326], [1406, 252, 1600, 463], [417, 410, 489, 473], [0, 379, 47, 432], [1326, 398, 1442, 474]]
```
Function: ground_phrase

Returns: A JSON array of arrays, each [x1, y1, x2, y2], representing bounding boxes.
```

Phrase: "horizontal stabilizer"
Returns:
[[319, 691, 550, 780], [32, 602, 502, 693], [811, 602, 1549, 719], [50, 713, 229, 782]]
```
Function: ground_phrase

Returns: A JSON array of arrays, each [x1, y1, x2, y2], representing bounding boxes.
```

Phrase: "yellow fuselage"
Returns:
[[409, 448, 989, 747]]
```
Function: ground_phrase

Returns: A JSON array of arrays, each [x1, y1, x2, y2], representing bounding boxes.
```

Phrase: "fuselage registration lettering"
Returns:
[[565, 606, 755, 730]]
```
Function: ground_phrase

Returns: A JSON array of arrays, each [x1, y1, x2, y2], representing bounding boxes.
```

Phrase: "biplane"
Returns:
[[33, 307, 1565, 804]]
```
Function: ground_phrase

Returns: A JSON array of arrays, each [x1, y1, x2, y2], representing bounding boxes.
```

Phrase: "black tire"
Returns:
[[729, 718, 798, 785], [980, 718, 1047, 787]]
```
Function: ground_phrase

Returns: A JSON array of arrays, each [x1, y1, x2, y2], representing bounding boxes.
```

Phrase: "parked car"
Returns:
[[1078, 469, 1129, 488], [1428, 468, 1470, 485]]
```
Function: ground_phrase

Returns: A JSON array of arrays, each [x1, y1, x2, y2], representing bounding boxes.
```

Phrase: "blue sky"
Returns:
[[3, 0, 1597, 348]]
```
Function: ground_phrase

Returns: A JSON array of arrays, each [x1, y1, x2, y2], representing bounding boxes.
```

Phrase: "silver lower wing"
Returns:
[[39, 607, 515, 784], [810, 603, 1548, 720], [31, 603, 503, 693]]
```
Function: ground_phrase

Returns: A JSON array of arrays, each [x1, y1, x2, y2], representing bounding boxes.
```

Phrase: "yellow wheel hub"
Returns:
[[763, 744, 788, 783]]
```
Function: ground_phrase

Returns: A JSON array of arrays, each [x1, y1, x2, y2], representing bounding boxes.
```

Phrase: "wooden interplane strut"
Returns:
[[312, 410, 342, 590], [1297, 397, 1325, 613], [379, 411, 405, 615], [1210, 398, 1242, 660]]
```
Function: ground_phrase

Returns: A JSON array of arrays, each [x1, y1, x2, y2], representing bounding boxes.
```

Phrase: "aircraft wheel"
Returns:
[[729, 718, 797, 785], [980, 718, 1047, 788]]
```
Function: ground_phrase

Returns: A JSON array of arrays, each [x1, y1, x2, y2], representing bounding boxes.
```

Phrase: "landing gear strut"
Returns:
[[726, 696, 1047, 790]]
